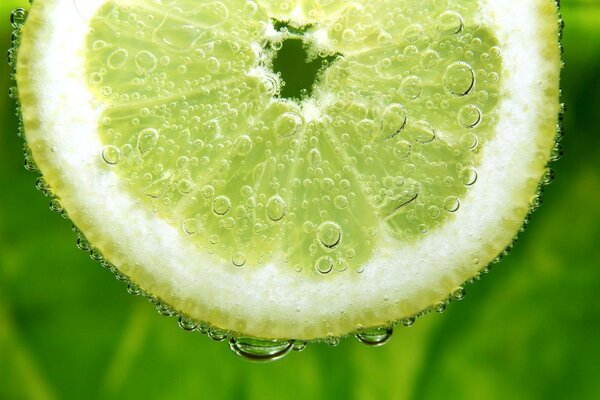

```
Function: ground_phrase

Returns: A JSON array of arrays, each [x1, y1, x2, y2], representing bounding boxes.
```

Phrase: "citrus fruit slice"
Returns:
[[14, 0, 562, 353]]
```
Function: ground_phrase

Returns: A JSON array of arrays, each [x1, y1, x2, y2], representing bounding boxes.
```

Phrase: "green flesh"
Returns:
[[85, 0, 502, 275]]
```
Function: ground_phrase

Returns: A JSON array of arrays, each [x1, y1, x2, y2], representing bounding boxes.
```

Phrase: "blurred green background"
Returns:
[[1, 1, 599, 399]]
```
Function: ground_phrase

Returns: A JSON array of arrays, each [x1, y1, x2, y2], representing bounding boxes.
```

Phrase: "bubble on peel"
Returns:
[[213, 195, 231, 216], [102, 145, 121, 165], [266, 195, 287, 222], [316, 256, 334, 274], [461, 133, 479, 150], [401, 75, 422, 99], [458, 105, 482, 128], [230, 337, 294, 362], [434, 302, 447, 313], [275, 112, 303, 138], [135, 50, 157, 73], [183, 218, 200, 235], [201, 184, 215, 199], [317, 221, 342, 249], [445, 62, 475, 96], [403, 24, 423, 42], [421, 49, 441, 69], [381, 103, 407, 138], [410, 121, 436, 143], [334, 195, 348, 209], [137, 128, 159, 155], [437, 11, 464, 35], [452, 287, 466, 300], [443, 196, 460, 212]]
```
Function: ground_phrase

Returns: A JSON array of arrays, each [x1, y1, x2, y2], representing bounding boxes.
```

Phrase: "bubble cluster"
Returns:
[[87, 0, 502, 275]]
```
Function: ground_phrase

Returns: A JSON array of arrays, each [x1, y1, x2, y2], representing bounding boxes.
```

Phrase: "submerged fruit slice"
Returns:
[[16, 0, 561, 340]]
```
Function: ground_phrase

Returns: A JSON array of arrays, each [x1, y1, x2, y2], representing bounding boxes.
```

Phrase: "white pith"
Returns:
[[18, 0, 560, 339]]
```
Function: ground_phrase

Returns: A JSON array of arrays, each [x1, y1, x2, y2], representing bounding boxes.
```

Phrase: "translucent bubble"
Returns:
[[230, 337, 294, 362], [317, 221, 342, 249], [334, 195, 348, 209], [355, 326, 393, 346], [443, 196, 460, 212], [452, 286, 466, 300], [381, 103, 407, 138], [137, 128, 159, 155], [410, 121, 436, 143], [458, 104, 482, 128], [460, 167, 478, 186], [232, 252, 247, 267], [445, 62, 475, 96], [183, 218, 200, 235], [393, 140, 412, 158], [135, 50, 157, 73], [437, 11, 464, 35], [316, 256, 334, 274], [213, 195, 231, 216], [266, 195, 287, 222], [402, 75, 422, 99], [275, 112, 303, 138], [342, 29, 356, 42], [102, 145, 121, 165], [107, 49, 128, 69], [460, 133, 479, 150], [234, 135, 253, 156], [403, 24, 423, 42], [420, 49, 440, 69], [434, 301, 447, 313], [201, 184, 215, 199]]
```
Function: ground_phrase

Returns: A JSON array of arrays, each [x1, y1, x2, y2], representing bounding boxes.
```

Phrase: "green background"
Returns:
[[1, 1, 599, 399]]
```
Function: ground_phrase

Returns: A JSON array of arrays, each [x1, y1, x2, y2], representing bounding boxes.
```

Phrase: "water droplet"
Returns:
[[445, 62, 475, 96], [393, 140, 412, 158], [137, 128, 159, 155], [355, 326, 393, 346], [443, 196, 460, 212], [316, 256, 334, 274], [437, 11, 464, 35], [266, 195, 287, 222], [213, 195, 231, 216], [293, 341, 307, 352], [325, 334, 340, 346], [230, 337, 295, 362], [401, 317, 415, 327], [275, 112, 303, 138], [317, 221, 342, 249], [458, 105, 482, 128], [410, 121, 436, 143], [460, 167, 478, 186], [232, 252, 247, 267], [433, 302, 447, 313], [102, 145, 122, 165], [451, 287, 466, 300], [208, 328, 229, 342], [543, 169, 555, 185], [381, 103, 407, 138], [10, 8, 27, 28], [49, 198, 63, 213], [178, 316, 198, 331]]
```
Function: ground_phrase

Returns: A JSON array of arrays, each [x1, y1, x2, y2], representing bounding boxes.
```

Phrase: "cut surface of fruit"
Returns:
[[16, 0, 561, 340]]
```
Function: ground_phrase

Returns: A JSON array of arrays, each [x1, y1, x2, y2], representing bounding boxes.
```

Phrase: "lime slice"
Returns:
[[15, 0, 562, 352]]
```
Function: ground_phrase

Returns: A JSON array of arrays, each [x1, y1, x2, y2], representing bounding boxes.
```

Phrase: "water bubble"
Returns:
[[410, 121, 436, 143], [443, 196, 460, 212], [401, 317, 415, 327], [208, 328, 229, 342], [201, 184, 215, 199], [458, 105, 482, 128], [213, 195, 231, 216], [317, 221, 342, 249], [393, 140, 412, 158], [266, 195, 287, 222], [421, 49, 441, 69], [275, 112, 303, 138], [460, 167, 478, 186], [325, 334, 340, 346], [342, 29, 356, 42], [401, 75, 422, 99], [107, 49, 128, 69], [381, 103, 407, 138], [543, 169, 555, 185], [137, 128, 159, 155], [433, 302, 447, 313], [182, 218, 200, 235], [10, 8, 27, 28], [230, 337, 295, 362], [461, 133, 479, 150], [445, 62, 475, 96], [437, 11, 464, 35], [102, 145, 122, 165], [451, 286, 466, 300], [178, 316, 198, 331], [293, 341, 307, 352], [355, 326, 393, 346], [334, 195, 348, 209], [135, 50, 157, 73], [49, 198, 64, 213], [403, 24, 423, 42], [234, 135, 253, 156], [232, 252, 247, 267], [316, 256, 334, 274]]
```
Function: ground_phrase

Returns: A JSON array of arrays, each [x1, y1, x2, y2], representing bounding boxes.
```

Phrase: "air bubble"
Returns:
[[401, 75, 422, 99], [381, 103, 407, 138], [317, 221, 342, 249], [355, 327, 393, 346], [213, 195, 231, 216], [107, 49, 128, 69], [451, 287, 466, 300], [266, 195, 287, 222], [458, 105, 482, 128], [234, 135, 253, 156], [421, 49, 441, 69], [102, 145, 122, 165], [275, 112, 303, 138], [443, 196, 460, 212], [230, 337, 295, 362], [201, 185, 215, 199], [460, 167, 478, 186], [334, 195, 348, 209], [445, 62, 475, 96], [135, 50, 157, 73], [10, 8, 27, 28], [393, 140, 412, 158], [411, 121, 436, 143], [403, 24, 423, 42], [437, 11, 464, 35], [137, 128, 159, 155], [316, 256, 334, 274], [232, 252, 247, 267]]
